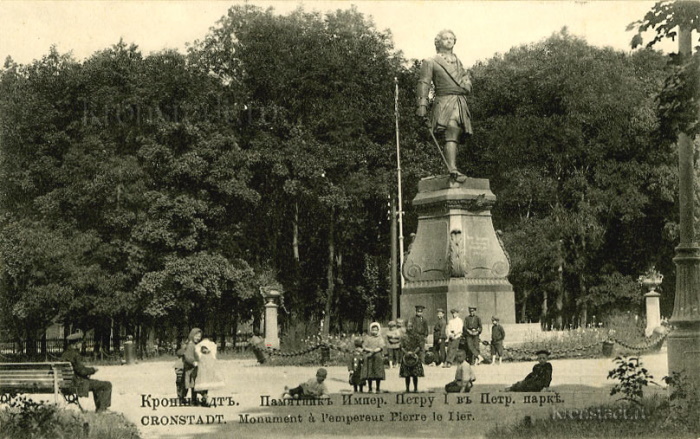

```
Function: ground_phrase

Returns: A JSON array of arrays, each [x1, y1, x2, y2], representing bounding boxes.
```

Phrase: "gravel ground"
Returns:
[[79, 349, 669, 439]]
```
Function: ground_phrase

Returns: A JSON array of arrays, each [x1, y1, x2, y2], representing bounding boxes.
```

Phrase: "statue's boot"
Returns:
[[445, 141, 467, 182], [450, 171, 468, 183]]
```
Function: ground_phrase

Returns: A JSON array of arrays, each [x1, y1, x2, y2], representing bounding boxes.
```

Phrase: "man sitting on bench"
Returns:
[[61, 332, 112, 412]]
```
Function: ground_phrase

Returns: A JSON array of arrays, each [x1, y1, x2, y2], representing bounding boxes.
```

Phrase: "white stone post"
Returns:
[[261, 286, 283, 349], [638, 268, 663, 338], [264, 300, 279, 349], [644, 289, 661, 338]]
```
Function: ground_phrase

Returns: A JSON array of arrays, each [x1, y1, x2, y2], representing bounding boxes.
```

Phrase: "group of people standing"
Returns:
[[440, 306, 506, 367], [345, 305, 510, 394], [405, 305, 506, 368], [348, 319, 425, 394]]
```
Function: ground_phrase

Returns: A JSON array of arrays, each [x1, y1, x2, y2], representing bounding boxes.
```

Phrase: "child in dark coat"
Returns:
[[399, 321, 425, 393], [491, 316, 506, 365], [348, 338, 366, 392]]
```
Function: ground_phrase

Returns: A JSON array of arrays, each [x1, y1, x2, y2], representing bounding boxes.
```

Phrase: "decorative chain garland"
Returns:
[[258, 332, 671, 360], [0, 333, 669, 363]]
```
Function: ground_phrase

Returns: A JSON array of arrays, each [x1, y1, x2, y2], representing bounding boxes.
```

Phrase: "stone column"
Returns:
[[668, 26, 700, 396], [261, 287, 283, 349], [264, 300, 280, 349]]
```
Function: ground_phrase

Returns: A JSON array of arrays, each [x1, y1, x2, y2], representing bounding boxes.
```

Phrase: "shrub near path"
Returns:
[[486, 355, 699, 439], [0, 395, 140, 439]]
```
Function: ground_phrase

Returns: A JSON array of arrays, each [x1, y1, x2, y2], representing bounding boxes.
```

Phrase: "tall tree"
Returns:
[[190, 5, 418, 331], [468, 31, 673, 325]]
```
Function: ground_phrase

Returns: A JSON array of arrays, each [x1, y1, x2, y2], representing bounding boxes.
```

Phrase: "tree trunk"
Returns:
[[541, 288, 548, 329], [293, 201, 300, 262], [336, 251, 343, 285], [231, 313, 239, 353], [136, 325, 142, 358], [63, 324, 70, 351], [25, 327, 36, 357], [218, 309, 227, 352], [322, 208, 335, 335], [147, 324, 156, 356], [113, 321, 121, 353], [579, 304, 588, 328], [253, 312, 262, 336], [519, 288, 529, 323], [41, 331, 47, 360], [93, 326, 102, 360], [103, 324, 111, 354], [555, 239, 564, 330], [578, 273, 588, 328]]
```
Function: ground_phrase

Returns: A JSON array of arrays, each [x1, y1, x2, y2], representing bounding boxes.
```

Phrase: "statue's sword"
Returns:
[[428, 126, 452, 172]]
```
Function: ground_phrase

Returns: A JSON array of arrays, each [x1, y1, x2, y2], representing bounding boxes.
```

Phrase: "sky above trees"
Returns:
[[0, 1, 678, 66]]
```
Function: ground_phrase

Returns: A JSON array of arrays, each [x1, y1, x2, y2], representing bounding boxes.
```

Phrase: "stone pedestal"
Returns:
[[644, 290, 661, 337], [264, 300, 280, 349], [401, 175, 515, 326]]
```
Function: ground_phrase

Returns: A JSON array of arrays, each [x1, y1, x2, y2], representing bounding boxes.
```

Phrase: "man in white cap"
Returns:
[[444, 308, 463, 367]]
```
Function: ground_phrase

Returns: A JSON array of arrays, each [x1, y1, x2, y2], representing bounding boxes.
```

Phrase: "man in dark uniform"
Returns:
[[432, 308, 447, 366], [409, 305, 429, 362], [61, 332, 112, 412], [463, 306, 482, 365]]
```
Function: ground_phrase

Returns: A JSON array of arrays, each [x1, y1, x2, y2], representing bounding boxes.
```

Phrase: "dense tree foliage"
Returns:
[[188, 5, 435, 333], [0, 5, 689, 349], [468, 31, 676, 327], [0, 43, 258, 349]]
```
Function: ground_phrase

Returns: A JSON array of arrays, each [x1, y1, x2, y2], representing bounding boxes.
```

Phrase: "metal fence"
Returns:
[[0, 337, 99, 357], [0, 333, 253, 362]]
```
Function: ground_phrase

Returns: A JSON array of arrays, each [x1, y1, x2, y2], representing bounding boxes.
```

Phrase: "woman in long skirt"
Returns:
[[361, 322, 386, 393]]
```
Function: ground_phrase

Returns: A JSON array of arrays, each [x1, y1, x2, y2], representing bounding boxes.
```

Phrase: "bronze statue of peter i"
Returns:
[[416, 29, 473, 179]]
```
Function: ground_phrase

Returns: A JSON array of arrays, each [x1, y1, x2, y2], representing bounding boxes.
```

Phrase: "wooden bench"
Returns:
[[0, 362, 81, 407]]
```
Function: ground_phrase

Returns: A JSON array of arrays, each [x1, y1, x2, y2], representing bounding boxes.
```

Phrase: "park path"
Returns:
[[90, 350, 668, 439]]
